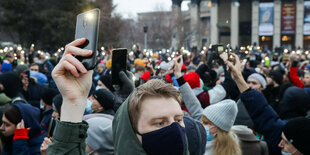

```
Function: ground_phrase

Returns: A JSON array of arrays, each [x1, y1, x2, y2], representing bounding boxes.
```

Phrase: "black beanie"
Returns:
[[52, 94, 63, 114], [283, 117, 310, 154], [269, 70, 283, 85], [41, 88, 59, 106], [278, 87, 310, 120], [0, 72, 21, 98], [92, 88, 115, 110], [99, 75, 115, 92]]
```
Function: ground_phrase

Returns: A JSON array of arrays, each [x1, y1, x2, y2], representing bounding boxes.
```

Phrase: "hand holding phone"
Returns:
[[74, 8, 100, 70]]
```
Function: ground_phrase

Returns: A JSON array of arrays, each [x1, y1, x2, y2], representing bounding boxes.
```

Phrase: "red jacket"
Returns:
[[289, 67, 304, 88]]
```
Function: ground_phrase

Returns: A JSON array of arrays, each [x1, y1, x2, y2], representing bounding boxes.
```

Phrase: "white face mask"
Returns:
[[95, 86, 102, 90], [85, 99, 94, 114]]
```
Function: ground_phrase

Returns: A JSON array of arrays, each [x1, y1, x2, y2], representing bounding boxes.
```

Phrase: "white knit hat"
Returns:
[[202, 99, 238, 132], [247, 73, 267, 89]]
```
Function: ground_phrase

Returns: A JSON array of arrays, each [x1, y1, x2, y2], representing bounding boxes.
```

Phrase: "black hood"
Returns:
[[279, 86, 310, 120], [0, 72, 21, 98]]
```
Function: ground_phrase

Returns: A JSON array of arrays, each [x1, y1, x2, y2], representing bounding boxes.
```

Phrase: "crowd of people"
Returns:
[[0, 38, 309, 155]]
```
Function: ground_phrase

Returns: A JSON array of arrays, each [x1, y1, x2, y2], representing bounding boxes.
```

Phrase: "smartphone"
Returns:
[[212, 44, 224, 55], [74, 8, 100, 70], [112, 48, 128, 85]]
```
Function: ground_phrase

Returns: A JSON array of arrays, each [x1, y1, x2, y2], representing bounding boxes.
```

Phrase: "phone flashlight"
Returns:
[[86, 12, 94, 19]]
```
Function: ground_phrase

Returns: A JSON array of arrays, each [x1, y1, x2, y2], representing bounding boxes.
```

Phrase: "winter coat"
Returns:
[[2, 103, 45, 155], [240, 89, 286, 155], [46, 119, 89, 155], [22, 81, 45, 109], [289, 66, 304, 88], [112, 96, 190, 155], [40, 108, 55, 137], [232, 127, 269, 155]]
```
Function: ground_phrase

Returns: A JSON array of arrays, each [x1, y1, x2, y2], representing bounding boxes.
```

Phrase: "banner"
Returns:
[[259, 3, 274, 36], [281, 3, 296, 34], [304, 1, 310, 35]]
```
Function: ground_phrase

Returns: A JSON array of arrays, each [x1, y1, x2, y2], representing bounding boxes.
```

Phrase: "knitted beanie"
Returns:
[[283, 117, 310, 154], [41, 88, 59, 105], [93, 88, 115, 109], [247, 73, 267, 89], [269, 70, 283, 85], [85, 117, 114, 154], [183, 72, 201, 89], [202, 99, 238, 131]]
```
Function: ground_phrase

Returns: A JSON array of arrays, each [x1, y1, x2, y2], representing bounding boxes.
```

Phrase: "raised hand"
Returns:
[[52, 38, 93, 122]]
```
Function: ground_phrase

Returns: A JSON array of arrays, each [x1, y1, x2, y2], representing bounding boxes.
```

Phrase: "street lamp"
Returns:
[[143, 24, 148, 50]]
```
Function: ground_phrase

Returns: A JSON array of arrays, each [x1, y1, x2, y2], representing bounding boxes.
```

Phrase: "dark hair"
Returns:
[[1, 105, 22, 152], [30, 63, 39, 67], [52, 94, 63, 114]]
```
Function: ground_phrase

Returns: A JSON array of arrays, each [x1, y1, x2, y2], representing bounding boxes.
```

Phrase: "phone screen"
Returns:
[[112, 48, 128, 85]]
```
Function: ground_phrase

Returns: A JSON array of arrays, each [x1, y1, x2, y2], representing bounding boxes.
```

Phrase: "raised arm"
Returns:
[[47, 38, 91, 155]]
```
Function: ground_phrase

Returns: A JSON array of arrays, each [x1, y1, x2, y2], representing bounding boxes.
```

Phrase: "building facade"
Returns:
[[171, 0, 310, 51]]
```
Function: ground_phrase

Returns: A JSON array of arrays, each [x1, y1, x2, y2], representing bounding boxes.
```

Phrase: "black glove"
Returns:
[[115, 71, 135, 100]]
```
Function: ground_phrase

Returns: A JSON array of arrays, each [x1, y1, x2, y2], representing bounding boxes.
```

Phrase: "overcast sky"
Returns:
[[113, 0, 189, 19]]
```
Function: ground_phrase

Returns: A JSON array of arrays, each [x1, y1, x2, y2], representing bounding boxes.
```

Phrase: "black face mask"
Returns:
[[137, 122, 187, 155]]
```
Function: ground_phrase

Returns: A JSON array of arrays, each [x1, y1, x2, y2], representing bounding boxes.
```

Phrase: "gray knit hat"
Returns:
[[247, 73, 267, 89], [202, 99, 238, 131], [85, 117, 114, 154]]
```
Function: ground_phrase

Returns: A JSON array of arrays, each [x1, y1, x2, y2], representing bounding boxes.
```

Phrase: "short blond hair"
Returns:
[[128, 79, 182, 132]]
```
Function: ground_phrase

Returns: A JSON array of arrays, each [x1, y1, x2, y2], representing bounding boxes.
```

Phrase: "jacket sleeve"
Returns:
[[13, 139, 31, 155], [221, 64, 240, 100], [289, 67, 304, 88], [208, 84, 226, 104], [240, 89, 285, 155], [179, 83, 202, 121], [47, 120, 88, 155]]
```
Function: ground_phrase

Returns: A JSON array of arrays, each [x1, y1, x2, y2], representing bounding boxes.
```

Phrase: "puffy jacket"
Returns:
[[240, 89, 286, 155]]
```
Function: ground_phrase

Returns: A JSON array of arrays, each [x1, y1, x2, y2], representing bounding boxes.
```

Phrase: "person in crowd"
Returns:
[[84, 115, 114, 155], [20, 70, 45, 108], [40, 88, 59, 135], [231, 125, 269, 155], [1, 55, 13, 73], [0, 103, 44, 154], [289, 54, 310, 88], [88, 88, 116, 116], [0, 72, 23, 100], [30, 63, 40, 72], [247, 73, 267, 92], [93, 62, 105, 82], [277, 86, 310, 120], [113, 79, 190, 155], [96, 75, 115, 92], [226, 53, 310, 155], [51, 94, 62, 120]]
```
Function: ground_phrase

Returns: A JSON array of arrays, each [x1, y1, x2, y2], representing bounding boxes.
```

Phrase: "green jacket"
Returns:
[[46, 119, 88, 155], [112, 97, 190, 155]]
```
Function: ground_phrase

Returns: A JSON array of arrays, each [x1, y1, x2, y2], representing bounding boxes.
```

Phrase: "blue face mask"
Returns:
[[40, 101, 45, 110], [281, 149, 297, 155], [281, 151, 292, 155], [137, 122, 186, 155], [205, 126, 215, 141], [85, 99, 94, 114], [220, 77, 225, 82]]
